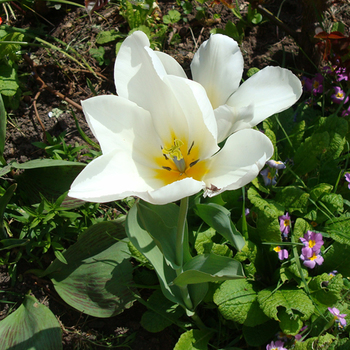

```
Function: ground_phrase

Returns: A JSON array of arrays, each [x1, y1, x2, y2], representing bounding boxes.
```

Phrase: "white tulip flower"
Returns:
[[68, 32, 274, 205], [152, 33, 302, 142]]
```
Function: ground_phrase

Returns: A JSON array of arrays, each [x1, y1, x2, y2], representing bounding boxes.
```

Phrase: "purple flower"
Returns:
[[266, 340, 287, 350], [266, 160, 286, 170], [329, 270, 338, 278], [342, 106, 350, 117], [295, 325, 308, 342], [331, 86, 349, 104], [300, 231, 324, 256], [328, 307, 347, 328], [311, 73, 323, 95], [300, 248, 324, 268], [345, 173, 350, 189], [261, 168, 277, 186], [335, 67, 349, 82], [274, 246, 289, 260], [279, 212, 291, 238]]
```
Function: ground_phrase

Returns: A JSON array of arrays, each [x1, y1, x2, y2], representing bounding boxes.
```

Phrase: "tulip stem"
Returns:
[[175, 197, 193, 311]]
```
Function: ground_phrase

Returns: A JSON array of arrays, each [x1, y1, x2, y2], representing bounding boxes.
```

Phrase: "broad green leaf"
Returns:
[[0, 294, 62, 350], [324, 215, 350, 245], [279, 307, 303, 335], [294, 333, 335, 350], [0, 93, 6, 156], [173, 253, 244, 286], [173, 329, 213, 350], [308, 273, 343, 306], [126, 203, 186, 308], [310, 183, 333, 202], [0, 183, 16, 238], [136, 201, 180, 270], [195, 203, 245, 251], [257, 286, 314, 322], [275, 186, 309, 215], [321, 241, 350, 277], [0, 63, 19, 96], [0, 31, 24, 59], [45, 221, 135, 318], [317, 115, 348, 160], [292, 217, 312, 242], [242, 320, 279, 347], [214, 279, 268, 327], [293, 132, 329, 176], [140, 290, 185, 333]]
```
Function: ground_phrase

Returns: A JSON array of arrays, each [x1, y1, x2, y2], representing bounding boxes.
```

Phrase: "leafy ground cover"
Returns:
[[1, 0, 350, 349]]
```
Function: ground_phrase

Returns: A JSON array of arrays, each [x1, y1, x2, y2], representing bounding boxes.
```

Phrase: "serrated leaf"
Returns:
[[257, 286, 314, 322], [195, 203, 245, 251], [324, 215, 350, 245], [96, 30, 126, 44], [173, 329, 212, 350], [308, 273, 343, 306], [0, 294, 62, 349], [248, 187, 284, 242], [234, 239, 258, 277], [321, 241, 350, 277], [45, 221, 135, 318], [278, 307, 303, 335], [275, 186, 309, 215], [194, 227, 232, 257], [293, 132, 329, 176], [310, 183, 333, 201], [173, 253, 244, 286], [214, 279, 268, 327], [140, 290, 185, 333]]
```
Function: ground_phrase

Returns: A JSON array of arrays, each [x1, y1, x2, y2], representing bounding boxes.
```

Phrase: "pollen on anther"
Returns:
[[162, 166, 172, 171]]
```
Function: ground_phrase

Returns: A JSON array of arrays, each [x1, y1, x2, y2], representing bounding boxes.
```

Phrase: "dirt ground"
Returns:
[[1, 0, 350, 349]]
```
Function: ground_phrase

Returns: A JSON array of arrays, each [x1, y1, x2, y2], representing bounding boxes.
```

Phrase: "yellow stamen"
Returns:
[[162, 139, 184, 160], [309, 252, 317, 261], [273, 246, 281, 253], [284, 219, 290, 227], [309, 240, 316, 249]]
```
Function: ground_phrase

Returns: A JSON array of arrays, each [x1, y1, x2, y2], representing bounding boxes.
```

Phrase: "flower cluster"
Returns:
[[345, 173, 350, 189], [300, 231, 324, 268], [302, 65, 350, 117]]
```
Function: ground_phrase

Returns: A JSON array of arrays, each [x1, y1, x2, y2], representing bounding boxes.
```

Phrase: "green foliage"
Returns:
[[44, 221, 135, 317], [0, 294, 62, 350]]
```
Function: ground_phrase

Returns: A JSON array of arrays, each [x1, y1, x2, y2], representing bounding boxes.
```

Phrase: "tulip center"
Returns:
[[155, 138, 208, 185]]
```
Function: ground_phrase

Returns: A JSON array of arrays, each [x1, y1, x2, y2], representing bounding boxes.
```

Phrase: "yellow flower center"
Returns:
[[313, 81, 319, 89], [267, 171, 274, 180], [309, 252, 317, 261], [309, 240, 316, 248], [273, 246, 281, 253], [284, 219, 290, 227], [155, 138, 209, 185], [336, 92, 344, 99]]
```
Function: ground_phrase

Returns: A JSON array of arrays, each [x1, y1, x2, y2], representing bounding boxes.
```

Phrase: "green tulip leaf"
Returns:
[[195, 203, 245, 251], [44, 221, 135, 318], [173, 253, 244, 286], [0, 294, 62, 350]]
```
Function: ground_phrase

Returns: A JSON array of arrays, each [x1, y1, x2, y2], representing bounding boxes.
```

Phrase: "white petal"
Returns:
[[68, 150, 161, 203], [153, 51, 188, 78], [163, 75, 219, 157], [191, 34, 244, 109], [114, 31, 174, 123], [226, 66, 302, 131], [81, 95, 161, 157], [214, 104, 254, 143], [203, 129, 274, 196], [68, 150, 206, 205]]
